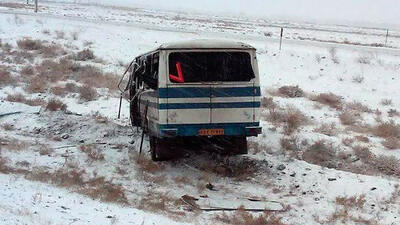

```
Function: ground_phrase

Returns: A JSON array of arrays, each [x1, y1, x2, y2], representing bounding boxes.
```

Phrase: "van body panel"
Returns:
[[135, 43, 261, 138]]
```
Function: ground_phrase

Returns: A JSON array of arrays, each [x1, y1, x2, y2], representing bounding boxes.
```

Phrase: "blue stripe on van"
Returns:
[[159, 122, 260, 137], [159, 87, 261, 98], [159, 101, 260, 109]]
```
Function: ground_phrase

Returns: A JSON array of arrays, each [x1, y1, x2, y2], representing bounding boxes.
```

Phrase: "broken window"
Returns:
[[168, 51, 255, 83]]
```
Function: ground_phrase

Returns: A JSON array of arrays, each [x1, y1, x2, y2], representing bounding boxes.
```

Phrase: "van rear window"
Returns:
[[168, 52, 255, 83]]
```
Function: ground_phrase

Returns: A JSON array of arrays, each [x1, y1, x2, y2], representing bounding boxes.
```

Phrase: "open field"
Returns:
[[1, 1, 400, 225]]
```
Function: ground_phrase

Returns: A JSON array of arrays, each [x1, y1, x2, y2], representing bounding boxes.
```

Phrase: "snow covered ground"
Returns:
[[1, 1, 400, 225]]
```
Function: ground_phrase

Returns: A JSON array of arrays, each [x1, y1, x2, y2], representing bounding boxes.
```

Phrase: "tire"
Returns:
[[216, 136, 248, 155], [150, 136, 160, 161], [150, 137, 176, 161]]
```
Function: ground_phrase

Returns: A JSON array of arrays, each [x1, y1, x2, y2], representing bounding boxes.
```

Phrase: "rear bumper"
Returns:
[[158, 122, 261, 137]]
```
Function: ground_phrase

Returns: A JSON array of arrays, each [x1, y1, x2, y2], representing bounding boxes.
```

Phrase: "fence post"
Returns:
[[385, 29, 389, 47], [35, 0, 38, 13], [279, 27, 283, 51]]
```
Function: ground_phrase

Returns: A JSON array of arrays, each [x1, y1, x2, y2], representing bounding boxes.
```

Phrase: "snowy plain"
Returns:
[[0, 1, 400, 225]]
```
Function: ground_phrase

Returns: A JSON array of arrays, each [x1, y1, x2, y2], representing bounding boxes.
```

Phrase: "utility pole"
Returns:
[[279, 27, 283, 51], [35, 0, 38, 13], [385, 29, 389, 47]]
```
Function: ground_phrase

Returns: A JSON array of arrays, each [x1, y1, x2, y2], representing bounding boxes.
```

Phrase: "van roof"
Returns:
[[157, 39, 256, 50]]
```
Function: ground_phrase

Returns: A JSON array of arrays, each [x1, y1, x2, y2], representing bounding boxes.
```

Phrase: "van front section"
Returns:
[[157, 49, 262, 138]]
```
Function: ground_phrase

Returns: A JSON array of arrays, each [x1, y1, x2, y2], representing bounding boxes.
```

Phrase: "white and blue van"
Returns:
[[127, 40, 261, 160]]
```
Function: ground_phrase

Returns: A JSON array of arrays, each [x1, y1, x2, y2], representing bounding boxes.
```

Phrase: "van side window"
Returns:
[[135, 52, 158, 90]]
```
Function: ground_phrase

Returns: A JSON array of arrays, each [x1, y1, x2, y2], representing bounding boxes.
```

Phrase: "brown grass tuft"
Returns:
[[45, 98, 67, 111], [303, 140, 336, 168], [0, 68, 16, 86], [1, 123, 14, 131], [380, 99, 392, 106], [6, 93, 44, 106], [277, 85, 304, 98], [20, 65, 34, 76], [79, 84, 98, 101], [17, 38, 44, 50], [79, 144, 105, 162], [382, 137, 400, 150], [280, 136, 301, 158], [311, 93, 342, 109], [75, 49, 95, 61], [283, 108, 309, 134], [313, 123, 338, 136], [264, 106, 308, 134], [215, 207, 287, 225], [339, 110, 360, 125], [26, 76, 48, 93], [261, 96, 276, 109], [372, 121, 400, 138]]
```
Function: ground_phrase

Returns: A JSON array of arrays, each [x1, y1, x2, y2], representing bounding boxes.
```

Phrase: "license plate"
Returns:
[[199, 128, 224, 136]]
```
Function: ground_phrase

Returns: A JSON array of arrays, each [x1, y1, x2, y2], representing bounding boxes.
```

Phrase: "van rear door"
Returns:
[[167, 51, 256, 128]]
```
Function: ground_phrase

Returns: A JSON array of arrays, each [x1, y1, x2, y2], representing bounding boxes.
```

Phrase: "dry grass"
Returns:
[[138, 191, 184, 216], [371, 121, 400, 139], [70, 31, 79, 40], [283, 108, 309, 134], [303, 140, 337, 168], [51, 82, 79, 97], [326, 195, 368, 224], [0, 137, 30, 152], [261, 96, 276, 109], [310, 93, 342, 109], [79, 144, 105, 162], [37, 144, 54, 156], [45, 98, 67, 111], [357, 55, 371, 64], [135, 156, 162, 173], [380, 99, 392, 106], [339, 110, 360, 125], [20, 65, 34, 76], [264, 106, 309, 134], [0, 68, 16, 87], [92, 112, 108, 123], [280, 136, 301, 158], [355, 135, 369, 143], [79, 84, 98, 101], [388, 109, 400, 118], [1, 123, 14, 131], [382, 137, 400, 150], [269, 86, 304, 98], [26, 76, 47, 93], [5, 93, 45, 106], [55, 30, 65, 39], [39, 44, 67, 58], [17, 38, 44, 50], [75, 49, 95, 61], [313, 123, 338, 136], [353, 145, 400, 176], [34, 59, 75, 82], [352, 75, 365, 83], [26, 168, 128, 204], [75, 65, 119, 91], [215, 207, 287, 225], [82, 177, 128, 204], [345, 101, 372, 114], [329, 47, 340, 64]]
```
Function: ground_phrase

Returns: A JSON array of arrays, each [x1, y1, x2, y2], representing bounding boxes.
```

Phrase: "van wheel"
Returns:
[[223, 136, 248, 155], [150, 137, 176, 161]]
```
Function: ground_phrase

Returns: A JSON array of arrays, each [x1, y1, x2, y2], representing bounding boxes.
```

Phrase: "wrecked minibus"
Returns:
[[123, 40, 261, 161]]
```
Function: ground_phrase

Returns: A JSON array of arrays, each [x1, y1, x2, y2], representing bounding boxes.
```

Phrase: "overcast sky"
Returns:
[[77, 0, 400, 28]]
